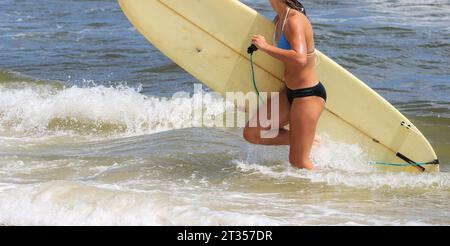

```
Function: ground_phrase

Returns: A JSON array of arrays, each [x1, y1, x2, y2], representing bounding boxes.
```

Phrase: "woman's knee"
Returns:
[[243, 126, 261, 144]]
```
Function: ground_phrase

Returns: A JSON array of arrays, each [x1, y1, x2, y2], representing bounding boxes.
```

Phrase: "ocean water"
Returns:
[[0, 0, 449, 226]]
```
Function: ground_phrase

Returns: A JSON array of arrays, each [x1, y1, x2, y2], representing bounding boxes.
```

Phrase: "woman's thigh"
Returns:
[[289, 96, 325, 163]]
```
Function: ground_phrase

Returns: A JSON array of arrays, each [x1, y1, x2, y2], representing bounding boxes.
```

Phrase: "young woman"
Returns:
[[243, 0, 327, 170]]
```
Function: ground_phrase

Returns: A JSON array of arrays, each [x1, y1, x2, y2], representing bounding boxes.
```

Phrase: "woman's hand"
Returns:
[[252, 35, 270, 52]]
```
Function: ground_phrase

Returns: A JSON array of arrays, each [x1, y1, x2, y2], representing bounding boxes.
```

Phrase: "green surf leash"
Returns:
[[247, 44, 263, 103], [369, 161, 429, 167]]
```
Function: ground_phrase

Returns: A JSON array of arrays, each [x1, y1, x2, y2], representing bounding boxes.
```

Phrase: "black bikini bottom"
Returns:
[[286, 82, 327, 104]]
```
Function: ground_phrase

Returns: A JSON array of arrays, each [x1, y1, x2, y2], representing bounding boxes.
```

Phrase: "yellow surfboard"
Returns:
[[118, 0, 439, 173]]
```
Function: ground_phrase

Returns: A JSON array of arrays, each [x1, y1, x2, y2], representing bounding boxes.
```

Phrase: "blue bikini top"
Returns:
[[274, 8, 292, 50], [277, 31, 291, 50], [274, 8, 317, 58]]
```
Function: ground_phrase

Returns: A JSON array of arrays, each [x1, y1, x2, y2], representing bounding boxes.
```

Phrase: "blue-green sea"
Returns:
[[0, 0, 449, 225]]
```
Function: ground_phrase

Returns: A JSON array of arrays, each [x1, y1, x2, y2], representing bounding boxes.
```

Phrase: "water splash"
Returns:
[[0, 82, 230, 139], [235, 135, 450, 190]]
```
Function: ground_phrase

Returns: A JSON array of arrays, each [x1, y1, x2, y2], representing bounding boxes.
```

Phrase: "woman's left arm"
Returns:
[[252, 15, 308, 67]]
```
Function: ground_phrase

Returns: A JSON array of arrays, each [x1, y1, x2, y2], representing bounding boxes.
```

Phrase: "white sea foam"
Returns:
[[0, 179, 443, 226], [0, 181, 283, 226], [0, 84, 231, 139], [235, 135, 450, 190], [235, 159, 450, 190]]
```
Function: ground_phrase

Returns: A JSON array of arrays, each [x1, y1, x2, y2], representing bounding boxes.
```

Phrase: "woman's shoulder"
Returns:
[[287, 12, 311, 30], [292, 12, 309, 23], [286, 13, 307, 29]]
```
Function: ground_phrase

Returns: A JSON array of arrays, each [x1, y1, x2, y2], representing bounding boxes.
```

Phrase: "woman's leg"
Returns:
[[289, 97, 325, 170], [243, 89, 291, 145]]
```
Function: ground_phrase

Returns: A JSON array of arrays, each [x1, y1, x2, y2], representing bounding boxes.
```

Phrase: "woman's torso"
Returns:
[[274, 11, 319, 89]]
